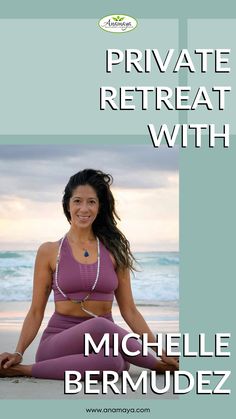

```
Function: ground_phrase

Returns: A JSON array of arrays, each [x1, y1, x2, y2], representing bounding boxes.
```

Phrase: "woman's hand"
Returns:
[[161, 350, 179, 369], [0, 352, 22, 369], [0, 243, 53, 374]]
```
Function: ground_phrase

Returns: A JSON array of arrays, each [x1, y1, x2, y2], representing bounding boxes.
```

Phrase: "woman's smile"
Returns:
[[77, 215, 92, 223]]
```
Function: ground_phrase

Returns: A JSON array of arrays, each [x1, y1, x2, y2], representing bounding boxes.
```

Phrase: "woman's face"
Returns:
[[68, 184, 99, 229]]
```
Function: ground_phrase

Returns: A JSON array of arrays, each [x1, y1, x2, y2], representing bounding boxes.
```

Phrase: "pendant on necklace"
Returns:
[[83, 249, 89, 257]]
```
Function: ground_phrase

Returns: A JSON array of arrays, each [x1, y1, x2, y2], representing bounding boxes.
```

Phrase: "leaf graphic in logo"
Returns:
[[112, 15, 125, 22]]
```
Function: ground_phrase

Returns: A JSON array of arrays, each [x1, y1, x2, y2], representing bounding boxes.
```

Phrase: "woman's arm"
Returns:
[[115, 268, 157, 348], [0, 242, 54, 369], [115, 268, 179, 368]]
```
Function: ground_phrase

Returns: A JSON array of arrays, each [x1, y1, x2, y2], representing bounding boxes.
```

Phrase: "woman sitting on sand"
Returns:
[[0, 169, 178, 380]]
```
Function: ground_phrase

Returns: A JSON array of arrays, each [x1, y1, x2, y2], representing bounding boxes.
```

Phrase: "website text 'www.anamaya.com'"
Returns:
[[85, 407, 151, 414]]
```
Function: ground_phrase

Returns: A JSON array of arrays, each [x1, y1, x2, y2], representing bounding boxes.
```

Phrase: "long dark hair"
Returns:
[[62, 169, 136, 271]]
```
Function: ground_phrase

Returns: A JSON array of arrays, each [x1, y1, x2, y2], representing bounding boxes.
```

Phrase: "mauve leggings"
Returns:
[[32, 311, 158, 380]]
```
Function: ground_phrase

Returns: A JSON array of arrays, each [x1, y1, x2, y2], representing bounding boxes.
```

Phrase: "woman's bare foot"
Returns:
[[155, 359, 178, 374], [0, 364, 32, 378]]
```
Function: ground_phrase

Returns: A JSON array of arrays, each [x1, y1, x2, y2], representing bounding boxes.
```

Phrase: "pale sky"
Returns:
[[0, 144, 178, 251]]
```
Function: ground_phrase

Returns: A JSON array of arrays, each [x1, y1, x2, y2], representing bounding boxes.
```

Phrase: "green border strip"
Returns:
[[0, 0, 236, 18], [0, 135, 150, 145], [0, 134, 234, 146], [178, 18, 188, 126]]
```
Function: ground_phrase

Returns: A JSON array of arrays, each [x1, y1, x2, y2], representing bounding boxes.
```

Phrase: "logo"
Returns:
[[98, 15, 138, 33]]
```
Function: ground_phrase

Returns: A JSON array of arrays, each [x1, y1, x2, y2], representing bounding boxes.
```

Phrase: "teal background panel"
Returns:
[[0, 19, 178, 135], [0, 0, 235, 418]]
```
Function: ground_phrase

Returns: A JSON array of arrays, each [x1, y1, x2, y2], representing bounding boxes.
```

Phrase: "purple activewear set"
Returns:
[[31, 237, 157, 380]]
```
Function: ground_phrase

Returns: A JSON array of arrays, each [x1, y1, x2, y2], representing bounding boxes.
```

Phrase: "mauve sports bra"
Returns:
[[52, 236, 119, 302]]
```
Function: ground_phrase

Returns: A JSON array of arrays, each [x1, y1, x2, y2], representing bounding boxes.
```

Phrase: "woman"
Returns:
[[0, 169, 178, 380]]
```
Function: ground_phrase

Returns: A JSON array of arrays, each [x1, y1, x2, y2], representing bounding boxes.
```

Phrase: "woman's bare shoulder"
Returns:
[[37, 240, 60, 258], [35, 240, 61, 272]]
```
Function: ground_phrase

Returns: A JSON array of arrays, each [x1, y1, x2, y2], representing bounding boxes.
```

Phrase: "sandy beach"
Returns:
[[0, 301, 179, 399]]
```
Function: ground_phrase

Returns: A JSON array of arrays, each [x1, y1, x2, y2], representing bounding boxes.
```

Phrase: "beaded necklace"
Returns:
[[55, 234, 100, 318]]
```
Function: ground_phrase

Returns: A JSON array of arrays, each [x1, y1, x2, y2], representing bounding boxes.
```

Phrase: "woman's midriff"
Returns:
[[55, 299, 113, 317]]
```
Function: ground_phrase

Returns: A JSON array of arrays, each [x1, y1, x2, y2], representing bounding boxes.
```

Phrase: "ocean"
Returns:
[[0, 250, 179, 303]]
